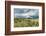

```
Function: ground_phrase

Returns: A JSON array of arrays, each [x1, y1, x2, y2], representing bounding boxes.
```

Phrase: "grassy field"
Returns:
[[14, 18, 39, 27]]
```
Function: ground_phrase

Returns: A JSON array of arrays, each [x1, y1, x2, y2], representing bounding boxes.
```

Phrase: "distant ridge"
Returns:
[[14, 15, 39, 19]]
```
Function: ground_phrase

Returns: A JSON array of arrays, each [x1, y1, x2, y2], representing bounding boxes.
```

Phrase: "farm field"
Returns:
[[14, 18, 39, 27]]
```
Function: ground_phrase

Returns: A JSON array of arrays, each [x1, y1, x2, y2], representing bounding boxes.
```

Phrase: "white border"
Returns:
[[11, 5, 42, 31]]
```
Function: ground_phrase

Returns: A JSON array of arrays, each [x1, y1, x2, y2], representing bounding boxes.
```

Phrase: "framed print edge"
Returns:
[[5, 1, 45, 35]]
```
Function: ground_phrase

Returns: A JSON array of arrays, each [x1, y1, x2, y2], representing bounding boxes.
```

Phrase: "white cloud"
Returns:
[[14, 9, 39, 18]]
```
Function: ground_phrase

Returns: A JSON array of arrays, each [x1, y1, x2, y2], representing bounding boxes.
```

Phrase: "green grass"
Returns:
[[14, 18, 39, 27]]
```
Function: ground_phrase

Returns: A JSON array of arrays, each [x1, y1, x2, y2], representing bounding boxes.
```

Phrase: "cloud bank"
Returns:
[[14, 8, 39, 18]]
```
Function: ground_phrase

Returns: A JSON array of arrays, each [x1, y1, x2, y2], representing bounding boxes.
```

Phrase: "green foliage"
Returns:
[[14, 18, 39, 27]]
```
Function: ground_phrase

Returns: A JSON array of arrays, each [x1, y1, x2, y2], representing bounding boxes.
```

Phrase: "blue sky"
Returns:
[[14, 8, 39, 18]]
